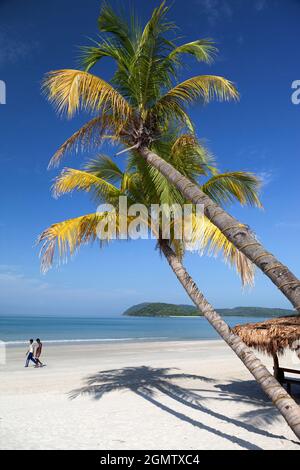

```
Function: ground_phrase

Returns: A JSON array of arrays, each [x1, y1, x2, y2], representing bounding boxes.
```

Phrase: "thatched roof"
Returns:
[[232, 316, 300, 356]]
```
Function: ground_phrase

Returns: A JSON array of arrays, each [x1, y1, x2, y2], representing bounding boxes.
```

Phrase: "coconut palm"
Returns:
[[38, 136, 300, 438], [42, 1, 300, 310]]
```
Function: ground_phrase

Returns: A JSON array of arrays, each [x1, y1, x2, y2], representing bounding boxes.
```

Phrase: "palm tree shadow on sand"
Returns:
[[213, 379, 300, 427], [69, 366, 299, 450]]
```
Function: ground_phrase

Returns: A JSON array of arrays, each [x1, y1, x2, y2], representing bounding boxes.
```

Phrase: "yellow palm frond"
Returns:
[[48, 117, 103, 168], [53, 168, 120, 200], [156, 75, 239, 108], [48, 115, 121, 168], [189, 215, 255, 286], [39, 210, 150, 273], [171, 134, 198, 155], [38, 213, 103, 273], [202, 218, 255, 286], [171, 134, 213, 166], [43, 69, 132, 118]]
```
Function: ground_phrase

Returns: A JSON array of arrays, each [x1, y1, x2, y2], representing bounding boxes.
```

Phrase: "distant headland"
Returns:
[[123, 303, 295, 318]]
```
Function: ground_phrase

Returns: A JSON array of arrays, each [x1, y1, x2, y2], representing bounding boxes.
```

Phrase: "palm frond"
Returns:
[[170, 134, 215, 179], [129, 1, 174, 109], [148, 164, 185, 206], [48, 116, 111, 168], [38, 213, 103, 273], [168, 39, 217, 64], [195, 216, 255, 286], [139, 1, 171, 46], [53, 168, 120, 203], [156, 75, 239, 108], [201, 172, 262, 207], [43, 69, 132, 119], [85, 155, 124, 184], [80, 38, 130, 72], [153, 99, 195, 132], [39, 209, 148, 273], [98, 2, 134, 53]]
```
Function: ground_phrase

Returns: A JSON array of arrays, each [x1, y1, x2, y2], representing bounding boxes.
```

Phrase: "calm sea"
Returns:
[[0, 315, 267, 345]]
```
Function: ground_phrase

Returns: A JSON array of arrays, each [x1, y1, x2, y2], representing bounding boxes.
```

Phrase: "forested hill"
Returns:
[[123, 303, 295, 317]]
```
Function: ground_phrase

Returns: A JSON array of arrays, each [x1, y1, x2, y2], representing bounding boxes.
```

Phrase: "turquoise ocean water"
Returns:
[[0, 315, 268, 345]]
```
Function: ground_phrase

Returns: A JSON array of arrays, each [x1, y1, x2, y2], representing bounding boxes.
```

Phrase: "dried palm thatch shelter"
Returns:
[[232, 316, 300, 392], [232, 316, 300, 357]]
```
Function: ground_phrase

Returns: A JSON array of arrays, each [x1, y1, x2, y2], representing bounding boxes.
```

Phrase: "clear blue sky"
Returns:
[[0, 0, 299, 315]]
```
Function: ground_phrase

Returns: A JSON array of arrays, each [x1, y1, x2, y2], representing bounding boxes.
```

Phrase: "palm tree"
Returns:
[[38, 136, 300, 438], [42, 1, 300, 310]]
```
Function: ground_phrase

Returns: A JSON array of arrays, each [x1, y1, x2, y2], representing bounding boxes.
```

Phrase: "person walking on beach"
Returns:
[[25, 339, 37, 367], [34, 338, 43, 367]]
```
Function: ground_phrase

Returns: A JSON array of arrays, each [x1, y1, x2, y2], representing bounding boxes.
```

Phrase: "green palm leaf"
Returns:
[[80, 38, 131, 72], [201, 172, 262, 207], [85, 155, 124, 184], [98, 2, 135, 54], [168, 39, 217, 64]]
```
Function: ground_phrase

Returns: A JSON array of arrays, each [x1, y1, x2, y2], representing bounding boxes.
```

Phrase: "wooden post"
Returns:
[[272, 352, 284, 382]]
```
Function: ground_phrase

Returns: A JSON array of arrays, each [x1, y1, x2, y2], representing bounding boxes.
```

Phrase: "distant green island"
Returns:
[[123, 303, 295, 317]]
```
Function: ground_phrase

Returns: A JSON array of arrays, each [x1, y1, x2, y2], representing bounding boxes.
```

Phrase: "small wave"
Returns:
[[4, 336, 169, 345]]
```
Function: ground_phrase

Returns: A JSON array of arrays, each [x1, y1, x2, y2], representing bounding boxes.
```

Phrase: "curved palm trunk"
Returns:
[[159, 240, 300, 439], [139, 146, 300, 311]]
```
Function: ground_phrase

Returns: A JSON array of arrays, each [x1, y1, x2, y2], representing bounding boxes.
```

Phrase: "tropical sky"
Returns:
[[0, 0, 299, 315]]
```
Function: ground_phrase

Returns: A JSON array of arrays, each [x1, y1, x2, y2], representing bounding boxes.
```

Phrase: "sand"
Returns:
[[0, 339, 299, 450]]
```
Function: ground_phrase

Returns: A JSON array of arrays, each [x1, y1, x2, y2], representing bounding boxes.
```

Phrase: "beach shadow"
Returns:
[[215, 379, 300, 428], [69, 366, 293, 449]]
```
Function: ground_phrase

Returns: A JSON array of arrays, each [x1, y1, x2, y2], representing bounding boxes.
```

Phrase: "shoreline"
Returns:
[[4, 336, 221, 347]]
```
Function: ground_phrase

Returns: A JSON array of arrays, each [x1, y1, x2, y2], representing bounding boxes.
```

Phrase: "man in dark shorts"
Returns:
[[34, 338, 44, 367], [25, 339, 37, 367]]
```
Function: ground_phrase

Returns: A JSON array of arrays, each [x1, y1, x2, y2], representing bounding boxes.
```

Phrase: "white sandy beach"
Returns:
[[0, 339, 299, 450]]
